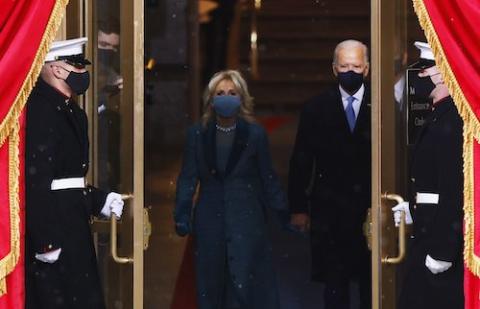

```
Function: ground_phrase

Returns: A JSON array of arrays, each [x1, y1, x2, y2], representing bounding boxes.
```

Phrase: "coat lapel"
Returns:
[[334, 84, 371, 136], [203, 121, 219, 179], [224, 119, 249, 177], [202, 118, 250, 180], [332, 88, 352, 135]]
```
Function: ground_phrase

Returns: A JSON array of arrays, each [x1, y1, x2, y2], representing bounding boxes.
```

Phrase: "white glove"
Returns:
[[391, 201, 413, 227], [425, 254, 452, 274], [111, 199, 124, 218], [35, 248, 62, 264], [101, 192, 124, 219]]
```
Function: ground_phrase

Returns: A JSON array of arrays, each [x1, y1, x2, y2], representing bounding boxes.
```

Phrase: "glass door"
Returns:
[[371, 0, 426, 307], [86, 0, 145, 308]]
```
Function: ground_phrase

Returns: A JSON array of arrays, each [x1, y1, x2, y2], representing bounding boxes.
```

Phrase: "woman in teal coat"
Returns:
[[174, 70, 287, 309]]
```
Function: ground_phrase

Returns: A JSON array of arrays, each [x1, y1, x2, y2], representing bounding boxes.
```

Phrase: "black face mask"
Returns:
[[337, 71, 364, 94], [411, 73, 435, 101], [65, 71, 90, 95], [98, 49, 120, 71]]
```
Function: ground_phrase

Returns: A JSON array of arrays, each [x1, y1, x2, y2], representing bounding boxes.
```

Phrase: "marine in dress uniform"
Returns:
[[25, 38, 125, 309], [393, 42, 464, 309]]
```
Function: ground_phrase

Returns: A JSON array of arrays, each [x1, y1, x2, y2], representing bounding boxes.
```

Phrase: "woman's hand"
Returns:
[[175, 220, 191, 237]]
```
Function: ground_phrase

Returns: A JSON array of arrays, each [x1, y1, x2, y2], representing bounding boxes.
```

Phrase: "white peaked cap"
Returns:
[[414, 41, 435, 61], [45, 37, 88, 62]]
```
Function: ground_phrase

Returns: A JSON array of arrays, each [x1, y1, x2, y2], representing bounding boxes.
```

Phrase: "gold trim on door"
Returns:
[[132, 0, 145, 306], [371, 0, 399, 308], [80, 0, 145, 307]]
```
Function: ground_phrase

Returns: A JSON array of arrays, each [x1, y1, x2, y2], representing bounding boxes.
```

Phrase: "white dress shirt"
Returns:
[[339, 84, 365, 119]]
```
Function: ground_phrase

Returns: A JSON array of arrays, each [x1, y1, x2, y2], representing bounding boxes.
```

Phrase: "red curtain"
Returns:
[[0, 1, 68, 308], [412, 0, 480, 308]]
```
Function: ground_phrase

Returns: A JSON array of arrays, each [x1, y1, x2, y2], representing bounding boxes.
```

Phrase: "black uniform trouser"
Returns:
[[398, 243, 463, 309], [26, 250, 105, 309]]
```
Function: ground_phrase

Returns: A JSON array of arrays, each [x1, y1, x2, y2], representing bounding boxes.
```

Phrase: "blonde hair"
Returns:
[[201, 70, 255, 127]]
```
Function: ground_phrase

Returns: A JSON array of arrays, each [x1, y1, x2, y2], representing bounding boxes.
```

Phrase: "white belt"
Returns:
[[51, 177, 85, 190], [416, 192, 439, 204]]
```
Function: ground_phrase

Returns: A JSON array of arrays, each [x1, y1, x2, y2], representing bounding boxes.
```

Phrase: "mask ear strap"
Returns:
[[50, 64, 70, 81], [58, 66, 72, 74], [52, 64, 71, 74]]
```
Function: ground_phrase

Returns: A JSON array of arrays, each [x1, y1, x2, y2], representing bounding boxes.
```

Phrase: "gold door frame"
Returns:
[[65, 0, 145, 308], [131, 0, 145, 306], [371, 0, 402, 308]]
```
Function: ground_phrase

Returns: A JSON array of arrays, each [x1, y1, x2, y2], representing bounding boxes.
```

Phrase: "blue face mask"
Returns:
[[212, 95, 241, 118]]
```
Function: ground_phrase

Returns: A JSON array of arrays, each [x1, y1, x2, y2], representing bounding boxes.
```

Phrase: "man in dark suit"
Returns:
[[96, 17, 122, 192], [288, 39, 371, 309], [393, 42, 464, 309]]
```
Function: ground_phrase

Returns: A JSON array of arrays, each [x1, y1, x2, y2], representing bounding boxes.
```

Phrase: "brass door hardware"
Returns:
[[110, 194, 134, 264], [143, 208, 152, 250], [382, 193, 406, 265], [363, 208, 372, 251]]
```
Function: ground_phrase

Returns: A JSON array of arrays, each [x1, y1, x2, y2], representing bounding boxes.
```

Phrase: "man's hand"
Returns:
[[391, 201, 413, 227], [290, 213, 310, 233], [101, 192, 125, 219], [35, 248, 62, 264], [425, 254, 452, 274]]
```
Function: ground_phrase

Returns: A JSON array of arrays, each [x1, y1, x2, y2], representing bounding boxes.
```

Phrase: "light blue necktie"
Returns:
[[345, 96, 356, 132]]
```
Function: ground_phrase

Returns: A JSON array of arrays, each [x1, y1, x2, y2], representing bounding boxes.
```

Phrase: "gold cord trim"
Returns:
[[0, 124, 20, 296], [412, 0, 480, 276], [0, 0, 69, 148], [0, 0, 69, 296], [463, 131, 480, 276]]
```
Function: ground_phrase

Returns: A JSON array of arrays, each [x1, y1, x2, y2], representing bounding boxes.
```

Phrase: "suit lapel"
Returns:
[[225, 119, 249, 177], [332, 88, 352, 135], [353, 86, 371, 135]]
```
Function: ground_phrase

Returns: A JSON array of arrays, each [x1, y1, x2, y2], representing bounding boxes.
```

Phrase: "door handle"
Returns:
[[121, 193, 134, 201], [381, 193, 406, 265], [110, 193, 134, 264]]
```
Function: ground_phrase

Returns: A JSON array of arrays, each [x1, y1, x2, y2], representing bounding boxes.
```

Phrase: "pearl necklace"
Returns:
[[216, 123, 236, 133]]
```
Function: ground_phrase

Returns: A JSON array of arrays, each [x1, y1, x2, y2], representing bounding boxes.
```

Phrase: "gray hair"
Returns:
[[201, 70, 255, 126], [333, 40, 369, 64]]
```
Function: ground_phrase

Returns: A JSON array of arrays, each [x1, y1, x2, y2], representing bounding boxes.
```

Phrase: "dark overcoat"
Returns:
[[175, 119, 286, 309], [399, 97, 464, 309], [288, 85, 371, 281], [25, 78, 107, 309]]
